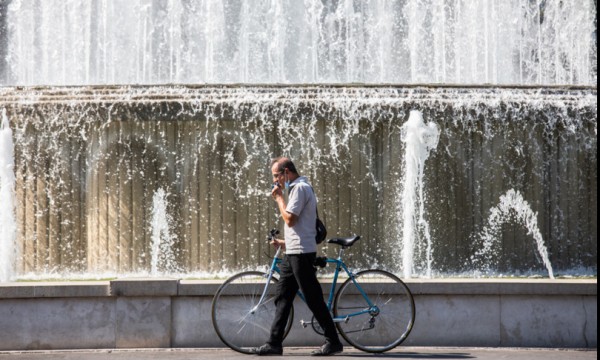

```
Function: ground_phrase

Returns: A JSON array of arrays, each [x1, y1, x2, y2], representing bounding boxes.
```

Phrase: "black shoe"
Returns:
[[311, 342, 343, 356], [251, 343, 283, 356]]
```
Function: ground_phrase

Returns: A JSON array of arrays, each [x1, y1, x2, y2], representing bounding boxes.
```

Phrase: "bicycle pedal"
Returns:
[[300, 319, 311, 328]]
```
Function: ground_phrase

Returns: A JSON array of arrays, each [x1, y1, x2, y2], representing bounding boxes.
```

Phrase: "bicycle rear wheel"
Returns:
[[211, 271, 293, 354], [333, 269, 415, 353]]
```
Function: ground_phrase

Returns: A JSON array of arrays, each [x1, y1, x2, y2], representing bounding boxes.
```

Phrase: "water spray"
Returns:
[[400, 110, 440, 278], [0, 109, 17, 282]]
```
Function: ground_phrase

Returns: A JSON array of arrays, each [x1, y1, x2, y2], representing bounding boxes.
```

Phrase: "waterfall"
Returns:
[[2, 0, 596, 86], [0, 109, 17, 282]]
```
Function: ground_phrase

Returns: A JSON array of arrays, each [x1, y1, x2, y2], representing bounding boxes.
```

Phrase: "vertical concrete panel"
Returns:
[[500, 295, 589, 347], [15, 124, 30, 272], [35, 135, 49, 270], [337, 133, 351, 243], [87, 123, 100, 272], [0, 298, 116, 350], [115, 297, 171, 348], [48, 130, 66, 269], [107, 123, 121, 271], [363, 123, 380, 266], [180, 121, 196, 270], [171, 296, 214, 347], [583, 296, 597, 347], [197, 122, 211, 270], [97, 125, 110, 271], [380, 116, 402, 270], [234, 134, 250, 269], [406, 295, 500, 347], [118, 121, 133, 271], [208, 120, 223, 272], [71, 127, 85, 271], [246, 115, 268, 266], [131, 130, 147, 271], [143, 122, 158, 270], [221, 119, 237, 271], [349, 135, 364, 265]]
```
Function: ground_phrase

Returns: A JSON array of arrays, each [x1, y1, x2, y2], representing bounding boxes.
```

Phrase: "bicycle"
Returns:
[[211, 228, 415, 354]]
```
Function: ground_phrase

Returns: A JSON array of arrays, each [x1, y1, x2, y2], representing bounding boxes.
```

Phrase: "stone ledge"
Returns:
[[0, 278, 595, 299], [0, 85, 595, 107], [178, 280, 222, 296], [110, 278, 179, 297], [0, 282, 110, 298], [404, 279, 597, 295]]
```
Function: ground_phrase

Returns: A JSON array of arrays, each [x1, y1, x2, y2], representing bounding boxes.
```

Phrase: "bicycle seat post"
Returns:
[[337, 247, 346, 261]]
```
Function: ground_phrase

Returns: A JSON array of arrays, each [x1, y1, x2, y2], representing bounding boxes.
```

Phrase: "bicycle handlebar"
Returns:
[[267, 227, 327, 268], [267, 228, 279, 242]]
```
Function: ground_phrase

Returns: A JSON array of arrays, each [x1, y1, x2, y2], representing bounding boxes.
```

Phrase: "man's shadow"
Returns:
[[283, 350, 474, 359]]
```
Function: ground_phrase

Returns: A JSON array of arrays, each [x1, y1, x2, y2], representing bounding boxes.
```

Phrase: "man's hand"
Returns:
[[271, 183, 283, 199], [271, 183, 298, 227], [270, 238, 286, 250]]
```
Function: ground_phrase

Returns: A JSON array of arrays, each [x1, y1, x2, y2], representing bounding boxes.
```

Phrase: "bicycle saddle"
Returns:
[[327, 235, 361, 247]]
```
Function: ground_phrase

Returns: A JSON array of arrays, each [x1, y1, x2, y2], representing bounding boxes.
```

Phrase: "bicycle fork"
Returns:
[[249, 247, 282, 314]]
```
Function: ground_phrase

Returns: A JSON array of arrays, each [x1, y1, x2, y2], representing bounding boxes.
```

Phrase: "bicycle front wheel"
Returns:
[[333, 269, 415, 353], [211, 271, 293, 354]]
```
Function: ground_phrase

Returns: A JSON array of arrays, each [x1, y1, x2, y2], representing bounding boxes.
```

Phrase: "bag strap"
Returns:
[[308, 185, 321, 220]]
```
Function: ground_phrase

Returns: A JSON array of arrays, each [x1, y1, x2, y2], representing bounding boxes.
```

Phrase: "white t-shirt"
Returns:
[[284, 176, 318, 254]]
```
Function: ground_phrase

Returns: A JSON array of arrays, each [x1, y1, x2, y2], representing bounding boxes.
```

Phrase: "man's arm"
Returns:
[[272, 185, 299, 227], [274, 194, 299, 227]]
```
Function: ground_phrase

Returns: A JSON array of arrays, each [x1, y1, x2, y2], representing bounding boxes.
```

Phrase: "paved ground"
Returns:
[[0, 347, 596, 360]]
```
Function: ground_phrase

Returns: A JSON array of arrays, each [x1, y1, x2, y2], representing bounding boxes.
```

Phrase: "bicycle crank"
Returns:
[[300, 316, 350, 335], [300, 316, 324, 335]]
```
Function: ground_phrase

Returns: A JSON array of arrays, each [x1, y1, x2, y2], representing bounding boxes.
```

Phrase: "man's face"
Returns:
[[271, 163, 285, 188]]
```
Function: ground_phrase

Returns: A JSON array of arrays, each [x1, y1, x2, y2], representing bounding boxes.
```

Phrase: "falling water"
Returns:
[[473, 189, 554, 278], [400, 110, 439, 278], [150, 188, 177, 275], [1, 0, 596, 86], [0, 109, 17, 282]]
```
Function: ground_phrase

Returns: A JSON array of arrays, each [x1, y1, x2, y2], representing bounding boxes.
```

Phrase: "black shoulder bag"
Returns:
[[310, 186, 327, 244]]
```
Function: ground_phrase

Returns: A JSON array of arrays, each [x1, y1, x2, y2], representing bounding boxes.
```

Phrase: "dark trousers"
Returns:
[[268, 253, 340, 347]]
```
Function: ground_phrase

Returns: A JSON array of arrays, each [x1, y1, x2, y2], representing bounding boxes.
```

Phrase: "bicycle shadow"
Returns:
[[339, 352, 475, 359]]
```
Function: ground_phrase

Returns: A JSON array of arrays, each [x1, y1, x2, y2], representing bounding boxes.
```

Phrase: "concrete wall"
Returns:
[[0, 279, 596, 350]]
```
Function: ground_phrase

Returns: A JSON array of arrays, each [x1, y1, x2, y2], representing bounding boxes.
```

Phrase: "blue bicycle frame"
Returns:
[[259, 246, 379, 323]]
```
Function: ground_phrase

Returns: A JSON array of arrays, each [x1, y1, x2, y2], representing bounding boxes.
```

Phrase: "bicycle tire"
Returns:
[[211, 271, 293, 354], [333, 269, 415, 353]]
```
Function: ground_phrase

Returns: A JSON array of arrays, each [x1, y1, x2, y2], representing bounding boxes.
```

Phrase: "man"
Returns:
[[251, 157, 343, 356]]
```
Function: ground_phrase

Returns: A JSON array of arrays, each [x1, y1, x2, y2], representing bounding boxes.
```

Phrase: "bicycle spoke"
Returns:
[[334, 270, 415, 353], [211, 271, 294, 354]]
